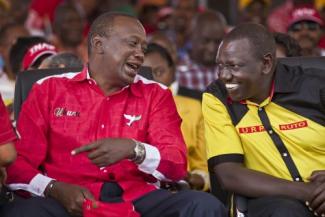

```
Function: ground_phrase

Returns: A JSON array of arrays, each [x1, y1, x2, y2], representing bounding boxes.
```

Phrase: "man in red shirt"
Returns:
[[1, 12, 226, 217], [0, 94, 16, 196]]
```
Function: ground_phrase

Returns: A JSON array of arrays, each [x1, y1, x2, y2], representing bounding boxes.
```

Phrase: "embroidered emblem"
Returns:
[[54, 107, 80, 117], [124, 114, 141, 126]]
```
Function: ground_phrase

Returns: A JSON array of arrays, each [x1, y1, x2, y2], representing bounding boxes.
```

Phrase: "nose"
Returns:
[[218, 66, 232, 81]]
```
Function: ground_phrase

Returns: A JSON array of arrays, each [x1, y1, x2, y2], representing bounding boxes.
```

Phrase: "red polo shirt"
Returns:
[[0, 95, 16, 145], [7, 67, 187, 201]]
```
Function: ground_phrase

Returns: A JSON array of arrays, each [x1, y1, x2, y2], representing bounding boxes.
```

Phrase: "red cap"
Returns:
[[22, 42, 57, 70], [287, 6, 324, 29]]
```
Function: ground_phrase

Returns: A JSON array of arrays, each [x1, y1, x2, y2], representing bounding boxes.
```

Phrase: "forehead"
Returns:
[[217, 38, 253, 61], [145, 52, 167, 65], [112, 17, 146, 40], [195, 21, 224, 39]]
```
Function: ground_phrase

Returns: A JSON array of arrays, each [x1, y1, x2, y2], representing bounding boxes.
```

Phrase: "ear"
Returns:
[[261, 53, 275, 75], [91, 35, 104, 54]]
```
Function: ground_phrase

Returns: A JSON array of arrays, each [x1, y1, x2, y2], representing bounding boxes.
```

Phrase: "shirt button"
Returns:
[[106, 98, 110, 101], [282, 153, 288, 157], [109, 173, 115, 180], [101, 124, 105, 129], [103, 169, 108, 173], [295, 177, 300, 182], [268, 130, 273, 134], [88, 81, 92, 85], [258, 107, 263, 111]]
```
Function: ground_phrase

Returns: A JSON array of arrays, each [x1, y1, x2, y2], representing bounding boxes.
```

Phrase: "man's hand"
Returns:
[[71, 138, 136, 167], [310, 171, 325, 184], [186, 173, 205, 190], [306, 170, 325, 216], [47, 181, 95, 217]]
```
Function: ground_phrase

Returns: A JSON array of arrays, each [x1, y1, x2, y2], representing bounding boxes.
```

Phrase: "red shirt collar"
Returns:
[[71, 65, 143, 98]]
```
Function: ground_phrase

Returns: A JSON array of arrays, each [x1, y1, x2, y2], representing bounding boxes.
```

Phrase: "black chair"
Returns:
[[209, 56, 325, 217], [13, 67, 82, 121]]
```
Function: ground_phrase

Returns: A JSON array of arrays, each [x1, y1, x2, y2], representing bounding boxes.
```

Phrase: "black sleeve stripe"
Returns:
[[208, 154, 244, 172]]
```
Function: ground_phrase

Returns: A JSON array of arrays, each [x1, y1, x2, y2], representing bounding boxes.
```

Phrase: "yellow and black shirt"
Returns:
[[203, 63, 325, 182]]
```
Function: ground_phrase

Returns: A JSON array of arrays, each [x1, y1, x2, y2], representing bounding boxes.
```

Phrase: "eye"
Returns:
[[128, 40, 138, 47]]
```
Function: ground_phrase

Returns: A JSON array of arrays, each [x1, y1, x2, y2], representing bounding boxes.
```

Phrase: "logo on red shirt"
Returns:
[[54, 107, 80, 117]]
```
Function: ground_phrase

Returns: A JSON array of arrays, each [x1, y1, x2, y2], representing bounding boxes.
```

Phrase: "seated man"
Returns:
[[203, 23, 325, 217], [1, 12, 226, 217], [143, 43, 209, 191], [0, 94, 17, 199]]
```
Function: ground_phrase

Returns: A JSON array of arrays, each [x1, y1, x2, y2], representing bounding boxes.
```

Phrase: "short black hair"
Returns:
[[273, 32, 301, 57], [223, 23, 276, 59], [145, 43, 175, 67], [45, 52, 83, 69], [9, 36, 48, 75], [87, 12, 137, 55]]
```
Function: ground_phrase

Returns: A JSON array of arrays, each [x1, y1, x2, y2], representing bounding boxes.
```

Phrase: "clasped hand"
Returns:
[[306, 170, 325, 216]]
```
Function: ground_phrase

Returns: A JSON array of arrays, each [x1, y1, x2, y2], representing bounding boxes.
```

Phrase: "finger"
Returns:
[[91, 155, 114, 167], [71, 142, 99, 155], [88, 148, 105, 160], [310, 183, 325, 209], [82, 189, 95, 201], [310, 171, 325, 182], [315, 201, 325, 216]]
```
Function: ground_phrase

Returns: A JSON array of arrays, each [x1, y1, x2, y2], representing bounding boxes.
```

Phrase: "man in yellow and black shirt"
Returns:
[[203, 23, 325, 217]]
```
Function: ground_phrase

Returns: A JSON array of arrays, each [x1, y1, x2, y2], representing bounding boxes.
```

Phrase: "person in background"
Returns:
[[38, 52, 83, 69], [9, 36, 57, 75], [176, 10, 226, 93], [274, 32, 302, 57], [287, 5, 324, 56], [51, 2, 87, 62], [1, 12, 226, 217], [0, 22, 29, 110], [143, 42, 209, 191], [0, 94, 17, 194], [203, 23, 325, 217]]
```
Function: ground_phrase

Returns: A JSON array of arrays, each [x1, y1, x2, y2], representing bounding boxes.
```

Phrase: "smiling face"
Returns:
[[93, 16, 147, 88], [216, 38, 272, 103]]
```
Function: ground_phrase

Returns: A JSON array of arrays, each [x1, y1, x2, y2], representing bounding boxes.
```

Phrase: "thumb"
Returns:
[[82, 189, 95, 201]]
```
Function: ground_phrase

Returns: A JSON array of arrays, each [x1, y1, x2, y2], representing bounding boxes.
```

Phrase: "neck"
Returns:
[[88, 63, 124, 96]]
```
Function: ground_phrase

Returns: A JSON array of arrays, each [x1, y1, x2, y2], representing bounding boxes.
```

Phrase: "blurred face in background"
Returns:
[[54, 6, 84, 47], [288, 21, 322, 55], [143, 52, 174, 86], [191, 21, 224, 67]]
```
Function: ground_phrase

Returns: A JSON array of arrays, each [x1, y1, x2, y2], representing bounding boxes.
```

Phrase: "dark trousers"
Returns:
[[0, 189, 226, 217], [247, 196, 314, 217]]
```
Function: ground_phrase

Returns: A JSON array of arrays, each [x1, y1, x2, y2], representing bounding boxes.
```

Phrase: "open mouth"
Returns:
[[225, 83, 239, 90], [125, 62, 141, 76]]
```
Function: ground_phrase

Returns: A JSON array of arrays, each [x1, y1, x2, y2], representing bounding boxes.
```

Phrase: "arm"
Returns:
[[215, 162, 313, 201], [144, 88, 187, 181], [0, 95, 17, 167]]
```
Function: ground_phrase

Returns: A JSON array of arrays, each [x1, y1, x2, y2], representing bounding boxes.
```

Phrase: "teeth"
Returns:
[[127, 63, 139, 70], [225, 84, 238, 89]]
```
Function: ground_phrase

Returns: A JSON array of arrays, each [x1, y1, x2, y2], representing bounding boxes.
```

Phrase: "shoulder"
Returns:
[[131, 75, 172, 99], [35, 71, 80, 87]]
